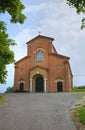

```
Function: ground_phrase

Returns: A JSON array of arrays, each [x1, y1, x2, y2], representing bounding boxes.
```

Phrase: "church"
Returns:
[[14, 35, 73, 92]]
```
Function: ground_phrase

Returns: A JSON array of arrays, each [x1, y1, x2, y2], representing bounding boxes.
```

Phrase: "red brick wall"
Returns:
[[14, 35, 73, 92]]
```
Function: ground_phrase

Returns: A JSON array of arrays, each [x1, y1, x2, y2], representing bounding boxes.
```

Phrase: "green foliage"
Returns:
[[77, 107, 85, 124], [72, 106, 85, 129], [67, 0, 85, 29], [5, 87, 29, 93], [5, 87, 13, 93], [72, 86, 85, 92], [0, 21, 16, 83], [82, 17, 85, 29], [0, 0, 26, 84], [0, 0, 26, 24], [14, 89, 29, 93]]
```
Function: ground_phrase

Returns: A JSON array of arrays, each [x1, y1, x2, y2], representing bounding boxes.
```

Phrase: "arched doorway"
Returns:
[[19, 83, 24, 91], [35, 76, 44, 92], [57, 81, 63, 92]]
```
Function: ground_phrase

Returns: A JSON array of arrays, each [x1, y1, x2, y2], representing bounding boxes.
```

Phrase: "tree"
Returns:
[[0, 0, 26, 24], [5, 86, 13, 93], [0, 0, 26, 83], [67, 0, 85, 29], [0, 21, 16, 83]]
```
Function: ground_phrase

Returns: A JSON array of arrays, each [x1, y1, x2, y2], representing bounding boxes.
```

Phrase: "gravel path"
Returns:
[[0, 93, 78, 130]]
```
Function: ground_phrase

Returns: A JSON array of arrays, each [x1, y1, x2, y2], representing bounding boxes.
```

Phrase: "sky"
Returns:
[[0, 0, 85, 93]]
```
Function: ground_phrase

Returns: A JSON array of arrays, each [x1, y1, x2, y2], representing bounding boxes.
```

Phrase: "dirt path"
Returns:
[[0, 93, 78, 130]]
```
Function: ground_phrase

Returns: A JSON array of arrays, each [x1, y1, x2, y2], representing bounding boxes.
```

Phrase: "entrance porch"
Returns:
[[30, 74, 47, 92]]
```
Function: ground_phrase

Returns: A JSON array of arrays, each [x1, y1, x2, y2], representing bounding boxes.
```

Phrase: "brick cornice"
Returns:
[[30, 65, 48, 71]]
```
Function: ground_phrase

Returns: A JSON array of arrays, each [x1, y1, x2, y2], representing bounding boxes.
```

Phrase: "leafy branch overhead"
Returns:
[[0, 0, 26, 24], [0, 21, 16, 83], [67, 0, 85, 29], [0, 0, 26, 84]]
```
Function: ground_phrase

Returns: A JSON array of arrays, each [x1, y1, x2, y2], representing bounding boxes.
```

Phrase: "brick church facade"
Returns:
[[14, 35, 73, 92]]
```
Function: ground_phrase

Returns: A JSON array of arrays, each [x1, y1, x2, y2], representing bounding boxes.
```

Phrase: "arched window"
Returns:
[[36, 50, 44, 61]]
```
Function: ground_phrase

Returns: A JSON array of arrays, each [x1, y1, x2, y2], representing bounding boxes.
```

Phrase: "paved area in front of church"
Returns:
[[0, 93, 78, 130]]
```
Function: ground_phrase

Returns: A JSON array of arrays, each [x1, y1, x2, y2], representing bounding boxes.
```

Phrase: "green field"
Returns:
[[72, 105, 85, 130], [72, 91, 85, 129], [72, 86, 85, 92]]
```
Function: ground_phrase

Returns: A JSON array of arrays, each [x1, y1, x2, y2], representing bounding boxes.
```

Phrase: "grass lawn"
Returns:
[[72, 87, 85, 92], [72, 93, 85, 130], [0, 94, 5, 104], [77, 106, 85, 124], [72, 106, 85, 130]]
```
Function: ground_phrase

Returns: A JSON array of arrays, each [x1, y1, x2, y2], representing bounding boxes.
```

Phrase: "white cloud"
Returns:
[[13, 29, 32, 61], [24, 3, 46, 15], [14, 29, 32, 46]]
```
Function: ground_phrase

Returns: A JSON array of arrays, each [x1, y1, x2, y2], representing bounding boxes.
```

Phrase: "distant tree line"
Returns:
[[5, 87, 29, 93], [5, 87, 13, 93]]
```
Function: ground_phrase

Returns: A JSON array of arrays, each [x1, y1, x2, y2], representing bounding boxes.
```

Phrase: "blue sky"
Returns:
[[0, 0, 85, 92]]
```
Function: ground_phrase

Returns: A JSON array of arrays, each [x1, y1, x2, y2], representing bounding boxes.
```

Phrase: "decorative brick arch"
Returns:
[[30, 66, 48, 79], [29, 66, 48, 92]]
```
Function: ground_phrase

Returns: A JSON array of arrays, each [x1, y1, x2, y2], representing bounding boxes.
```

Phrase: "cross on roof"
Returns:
[[38, 31, 41, 35]]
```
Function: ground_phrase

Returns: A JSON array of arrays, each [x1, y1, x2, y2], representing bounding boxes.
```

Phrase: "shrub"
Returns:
[[13, 89, 29, 93], [72, 86, 85, 92], [5, 87, 13, 93]]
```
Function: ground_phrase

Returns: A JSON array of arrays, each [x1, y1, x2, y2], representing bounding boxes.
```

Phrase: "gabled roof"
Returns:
[[57, 54, 70, 60], [49, 53, 70, 60], [15, 56, 28, 64], [26, 35, 54, 44]]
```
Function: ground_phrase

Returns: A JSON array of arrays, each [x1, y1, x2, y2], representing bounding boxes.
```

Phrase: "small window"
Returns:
[[36, 50, 44, 61], [57, 65, 61, 69], [20, 83, 24, 91]]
